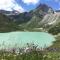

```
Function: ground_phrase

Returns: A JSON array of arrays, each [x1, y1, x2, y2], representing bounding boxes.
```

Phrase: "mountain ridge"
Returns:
[[0, 4, 60, 34]]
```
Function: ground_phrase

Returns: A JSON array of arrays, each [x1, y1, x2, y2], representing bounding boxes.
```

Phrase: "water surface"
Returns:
[[0, 32, 55, 49]]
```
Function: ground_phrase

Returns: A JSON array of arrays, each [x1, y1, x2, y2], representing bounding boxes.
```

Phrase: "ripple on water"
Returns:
[[0, 32, 55, 49]]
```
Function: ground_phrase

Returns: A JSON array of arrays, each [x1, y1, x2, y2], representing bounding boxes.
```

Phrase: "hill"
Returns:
[[0, 13, 22, 32]]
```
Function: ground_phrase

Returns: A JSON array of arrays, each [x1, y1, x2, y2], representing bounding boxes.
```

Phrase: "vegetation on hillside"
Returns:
[[48, 21, 60, 35]]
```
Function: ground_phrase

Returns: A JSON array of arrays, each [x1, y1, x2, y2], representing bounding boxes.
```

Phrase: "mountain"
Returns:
[[56, 10, 60, 12], [48, 15, 60, 35], [2, 4, 54, 25], [0, 10, 20, 15], [9, 12, 32, 24], [24, 4, 60, 33], [0, 13, 22, 32], [31, 4, 54, 15], [0, 4, 60, 33], [23, 4, 54, 29]]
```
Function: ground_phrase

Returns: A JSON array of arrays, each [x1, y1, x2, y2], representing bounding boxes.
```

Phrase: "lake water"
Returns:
[[0, 32, 55, 49]]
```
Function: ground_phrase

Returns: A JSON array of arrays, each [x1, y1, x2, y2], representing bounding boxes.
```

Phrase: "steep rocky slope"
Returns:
[[24, 4, 54, 28], [40, 12, 60, 27]]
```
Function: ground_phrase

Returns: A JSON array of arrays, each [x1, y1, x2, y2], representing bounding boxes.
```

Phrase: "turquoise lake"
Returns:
[[0, 32, 55, 49]]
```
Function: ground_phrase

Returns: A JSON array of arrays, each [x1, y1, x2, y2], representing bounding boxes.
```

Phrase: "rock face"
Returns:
[[48, 13, 60, 35], [40, 12, 60, 27]]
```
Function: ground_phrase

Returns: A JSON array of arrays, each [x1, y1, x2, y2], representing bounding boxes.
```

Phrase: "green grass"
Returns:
[[0, 50, 60, 60]]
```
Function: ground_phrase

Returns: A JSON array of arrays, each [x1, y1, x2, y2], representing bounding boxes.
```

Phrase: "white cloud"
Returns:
[[0, 0, 25, 12], [54, 0, 60, 4], [22, 0, 39, 5], [55, 0, 60, 2]]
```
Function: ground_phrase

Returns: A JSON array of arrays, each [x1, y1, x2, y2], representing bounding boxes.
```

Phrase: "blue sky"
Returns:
[[0, 0, 60, 12], [16, 0, 60, 11]]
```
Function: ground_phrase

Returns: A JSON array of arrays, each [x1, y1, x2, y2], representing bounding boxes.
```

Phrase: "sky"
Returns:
[[0, 0, 60, 12]]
